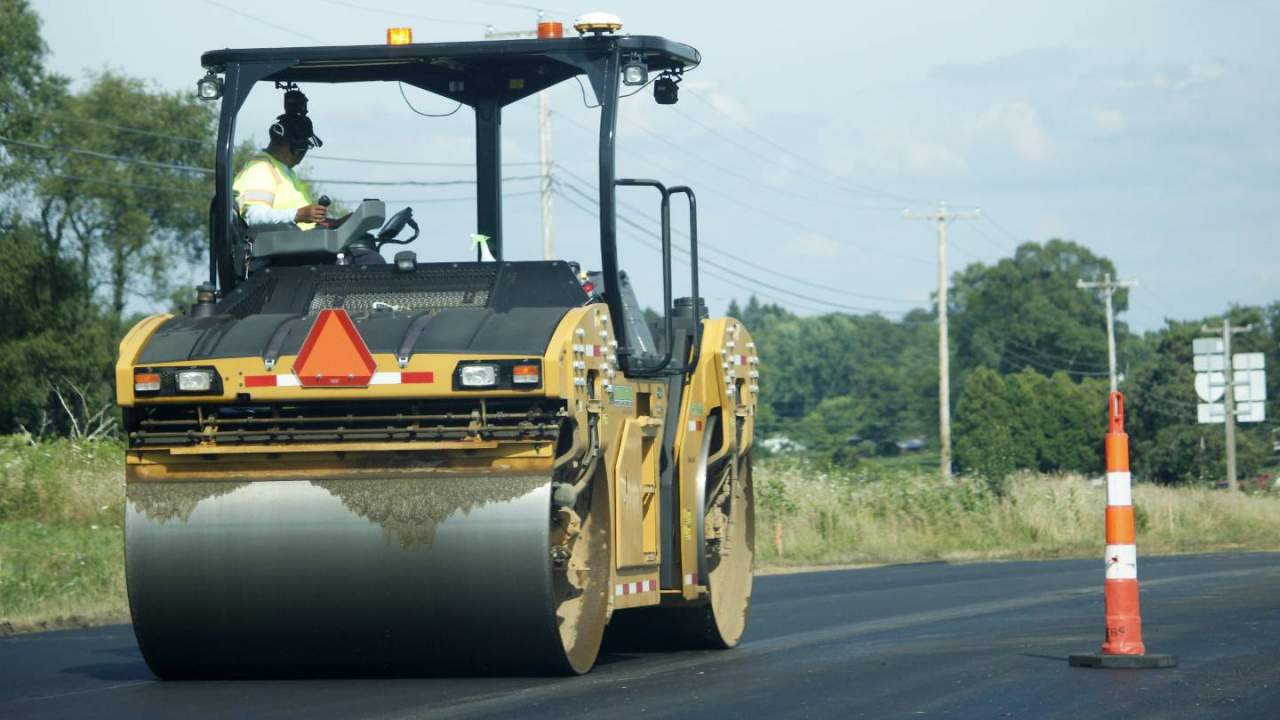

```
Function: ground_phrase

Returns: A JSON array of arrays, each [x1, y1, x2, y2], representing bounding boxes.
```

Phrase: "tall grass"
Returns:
[[755, 458, 1280, 566], [0, 437, 126, 630]]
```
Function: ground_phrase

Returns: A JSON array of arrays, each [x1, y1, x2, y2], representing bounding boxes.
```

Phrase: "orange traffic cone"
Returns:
[[1069, 392, 1177, 669]]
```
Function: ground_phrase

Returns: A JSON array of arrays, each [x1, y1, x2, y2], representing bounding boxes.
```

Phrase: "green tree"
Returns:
[[954, 367, 1105, 480], [0, 218, 112, 433], [950, 239, 1121, 382], [0, 0, 67, 188], [24, 71, 216, 330], [953, 367, 1028, 481]]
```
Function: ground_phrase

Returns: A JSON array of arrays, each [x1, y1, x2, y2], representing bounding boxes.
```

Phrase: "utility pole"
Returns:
[[538, 86, 554, 259], [905, 201, 980, 478], [1200, 319, 1253, 491], [1077, 273, 1138, 393], [485, 15, 555, 259]]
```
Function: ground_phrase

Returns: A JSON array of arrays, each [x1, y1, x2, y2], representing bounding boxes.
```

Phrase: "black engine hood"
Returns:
[[138, 261, 589, 363]]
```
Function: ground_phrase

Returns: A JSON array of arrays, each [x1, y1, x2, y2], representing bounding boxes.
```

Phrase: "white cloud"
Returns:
[[828, 134, 970, 181], [1086, 107, 1127, 136], [973, 102, 1052, 164], [1176, 62, 1227, 90], [789, 233, 844, 259]]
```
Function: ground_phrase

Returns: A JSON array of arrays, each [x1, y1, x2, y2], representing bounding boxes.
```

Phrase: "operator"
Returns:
[[232, 112, 326, 230]]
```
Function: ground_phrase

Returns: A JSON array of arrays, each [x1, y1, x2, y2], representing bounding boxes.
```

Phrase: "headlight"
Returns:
[[131, 366, 222, 397], [196, 74, 222, 101], [622, 62, 648, 86], [452, 360, 542, 391], [176, 369, 216, 392], [459, 364, 498, 387]]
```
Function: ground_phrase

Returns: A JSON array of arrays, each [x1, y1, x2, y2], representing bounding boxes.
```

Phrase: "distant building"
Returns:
[[762, 435, 807, 454], [896, 436, 927, 454]]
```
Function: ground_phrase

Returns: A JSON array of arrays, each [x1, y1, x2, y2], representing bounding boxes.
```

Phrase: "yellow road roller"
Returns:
[[116, 21, 758, 677]]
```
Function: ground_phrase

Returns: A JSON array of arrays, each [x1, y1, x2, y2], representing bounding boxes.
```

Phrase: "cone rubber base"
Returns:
[[1068, 653, 1177, 669]]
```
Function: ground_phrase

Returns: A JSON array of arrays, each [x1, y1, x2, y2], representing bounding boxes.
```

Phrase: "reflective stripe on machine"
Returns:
[[245, 371, 434, 388], [615, 580, 655, 596]]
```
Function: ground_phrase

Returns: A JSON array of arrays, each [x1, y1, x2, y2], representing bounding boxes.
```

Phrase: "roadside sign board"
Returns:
[[1193, 338, 1224, 356], [1193, 345, 1266, 424]]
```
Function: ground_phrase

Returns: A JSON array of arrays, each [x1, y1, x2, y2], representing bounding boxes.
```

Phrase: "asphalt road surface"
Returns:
[[3, 553, 1278, 719]]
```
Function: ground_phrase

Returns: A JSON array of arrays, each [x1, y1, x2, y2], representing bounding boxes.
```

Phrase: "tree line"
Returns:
[[737, 239, 1279, 485], [1, 0, 216, 435]]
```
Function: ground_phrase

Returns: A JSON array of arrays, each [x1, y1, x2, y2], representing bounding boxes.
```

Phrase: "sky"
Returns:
[[27, 0, 1280, 330]]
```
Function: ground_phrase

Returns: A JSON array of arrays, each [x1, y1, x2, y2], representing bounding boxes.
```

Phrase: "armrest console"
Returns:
[[250, 200, 386, 258]]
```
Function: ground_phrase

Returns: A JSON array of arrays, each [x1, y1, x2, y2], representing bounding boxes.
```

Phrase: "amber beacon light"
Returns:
[[386, 27, 413, 45]]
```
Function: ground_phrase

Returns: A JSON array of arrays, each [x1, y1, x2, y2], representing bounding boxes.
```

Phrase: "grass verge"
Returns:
[[3, 439, 1280, 632], [0, 436, 127, 632], [756, 457, 1280, 567]]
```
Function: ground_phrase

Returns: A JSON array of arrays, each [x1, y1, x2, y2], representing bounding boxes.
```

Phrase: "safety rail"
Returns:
[[614, 179, 701, 378]]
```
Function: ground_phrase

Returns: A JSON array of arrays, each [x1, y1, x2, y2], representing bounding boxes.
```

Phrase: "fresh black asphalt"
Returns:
[[2, 553, 1277, 719]]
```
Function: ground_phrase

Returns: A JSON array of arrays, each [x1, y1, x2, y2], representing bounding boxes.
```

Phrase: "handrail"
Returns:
[[668, 185, 701, 375], [615, 178, 674, 376]]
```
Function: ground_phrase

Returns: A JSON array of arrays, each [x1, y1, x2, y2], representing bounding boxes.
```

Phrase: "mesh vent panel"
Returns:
[[307, 265, 498, 312], [309, 288, 489, 312]]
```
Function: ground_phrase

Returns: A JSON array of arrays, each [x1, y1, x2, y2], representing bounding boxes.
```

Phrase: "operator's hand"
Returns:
[[294, 204, 328, 224]]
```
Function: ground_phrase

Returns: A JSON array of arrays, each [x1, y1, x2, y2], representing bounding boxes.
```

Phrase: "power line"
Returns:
[[621, 112, 905, 215], [553, 186, 830, 316], [1003, 337, 1111, 370], [666, 100, 920, 209], [307, 154, 539, 168], [0, 134, 212, 174], [553, 163, 926, 307], [320, 174, 541, 187], [682, 89, 931, 206], [19, 113, 211, 146], [381, 188, 543, 203], [981, 213, 1028, 245], [556, 179, 912, 317], [2, 135, 542, 187], [1000, 346, 1112, 377], [546, 109, 933, 266], [24, 110, 545, 169], [314, 0, 490, 27], [41, 173, 209, 196], [963, 219, 1014, 252], [200, 0, 325, 43], [474, 0, 574, 17]]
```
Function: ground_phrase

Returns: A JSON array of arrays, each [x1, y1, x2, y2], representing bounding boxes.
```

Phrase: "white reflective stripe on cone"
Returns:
[[1106, 472, 1133, 506], [1104, 544, 1138, 580]]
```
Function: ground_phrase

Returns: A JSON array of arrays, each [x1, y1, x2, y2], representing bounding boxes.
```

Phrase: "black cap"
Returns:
[[270, 113, 322, 151]]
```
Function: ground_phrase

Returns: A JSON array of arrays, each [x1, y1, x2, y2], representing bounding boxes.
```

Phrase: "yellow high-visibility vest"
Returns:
[[232, 152, 317, 230]]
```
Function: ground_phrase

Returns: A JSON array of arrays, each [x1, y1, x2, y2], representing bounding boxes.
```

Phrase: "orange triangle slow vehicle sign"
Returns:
[[292, 309, 377, 387]]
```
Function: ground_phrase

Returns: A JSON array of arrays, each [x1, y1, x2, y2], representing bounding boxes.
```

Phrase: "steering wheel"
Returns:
[[375, 207, 419, 249]]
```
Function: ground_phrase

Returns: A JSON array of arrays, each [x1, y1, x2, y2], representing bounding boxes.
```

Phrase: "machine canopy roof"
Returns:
[[202, 35, 700, 106]]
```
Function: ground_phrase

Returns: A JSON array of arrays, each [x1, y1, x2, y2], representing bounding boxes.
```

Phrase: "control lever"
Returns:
[[316, 195, 333, 228]]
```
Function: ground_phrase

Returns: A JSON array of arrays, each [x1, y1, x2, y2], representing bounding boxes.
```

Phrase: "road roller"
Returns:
[[116, 19, 758, 677]]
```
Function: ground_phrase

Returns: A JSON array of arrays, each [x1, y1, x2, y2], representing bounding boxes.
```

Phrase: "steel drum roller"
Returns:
[[126, 472, 606, 677]]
